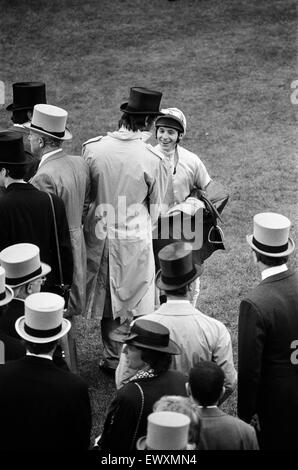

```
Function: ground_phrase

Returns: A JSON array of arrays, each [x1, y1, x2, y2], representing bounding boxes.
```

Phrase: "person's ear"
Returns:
[[185, 382, 191, 397], [219, 385, 226, 401], [26, 282, 34, 295]]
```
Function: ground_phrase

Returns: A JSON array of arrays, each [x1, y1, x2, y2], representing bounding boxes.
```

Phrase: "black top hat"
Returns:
[[124, 319, 181, 355], [6, 82, 47, 112], [156, 242, 203, 291], [0, 131, 34, 165], [120, 87, 163, 115]]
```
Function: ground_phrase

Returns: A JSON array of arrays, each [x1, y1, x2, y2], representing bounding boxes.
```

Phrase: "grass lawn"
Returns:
[[1, 0, 297, 443]]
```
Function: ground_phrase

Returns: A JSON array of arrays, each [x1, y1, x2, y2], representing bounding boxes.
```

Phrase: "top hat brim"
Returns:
[[15, 316, 71, 344], [22, 122, 72, 141], [0, 286, 14, 307], [123, 334, 181, 355], [5, 262, 51, 288], [7, 103, 36, 112], [0, 149, 35, 166], [136, 437, 147, 450], [246, 234, 295, 258], [155, 263, 203, 291], [120, 102, 163, 115]]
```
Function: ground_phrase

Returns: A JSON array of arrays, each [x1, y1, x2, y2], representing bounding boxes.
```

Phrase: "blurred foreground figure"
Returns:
[[238, 212, 298, 450], [0, 292, 91, 450]]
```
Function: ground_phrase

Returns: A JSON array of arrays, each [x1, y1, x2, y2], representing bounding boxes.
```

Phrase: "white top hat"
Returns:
[[246, 212, 295, 257], [0, 266, 14, 307], [23, 104, 72, 141], [137, 411, 190, 450], [0, 243, 51, 288], [15, 292, 71, 343]]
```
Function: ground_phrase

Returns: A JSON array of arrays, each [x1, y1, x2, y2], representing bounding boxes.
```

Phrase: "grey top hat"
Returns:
[[247, 212, 295, 257]]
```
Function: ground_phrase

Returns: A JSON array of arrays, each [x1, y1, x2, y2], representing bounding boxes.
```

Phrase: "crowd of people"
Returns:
[[0, 82, 297, 451]]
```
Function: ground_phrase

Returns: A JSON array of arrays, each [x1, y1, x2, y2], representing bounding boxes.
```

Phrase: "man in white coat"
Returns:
[[82, 87, 168, 372]]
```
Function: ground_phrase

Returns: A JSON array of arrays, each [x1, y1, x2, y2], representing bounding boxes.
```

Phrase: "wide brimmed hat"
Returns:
[[0, 266, 14, 307], [124, 319, 181, 355], [6, 82, 46, 112], [247, 212, 295, 257], [156, 242, 203, 291], [137, 411, 190, 450], [23, 104, 72, 141], [0, 131, 34, 165], [15, 292, 71, 343], [120, 87, 163, 115], [0, 243, 51, 288]]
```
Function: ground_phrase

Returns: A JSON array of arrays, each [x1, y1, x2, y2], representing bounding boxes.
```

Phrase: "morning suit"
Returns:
[[0, 355, 91, 450], [0, 183, 73, 292], [198, 407, 259, 450], [100, 369, 187, 450], [31, 151, 90, 316], [238, 269, 298, 450]]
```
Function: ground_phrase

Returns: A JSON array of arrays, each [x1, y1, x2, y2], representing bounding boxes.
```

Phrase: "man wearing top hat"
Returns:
[[6, 82, 47, 181], [116, 241, 237, 399], [25, 104, 90, 320], [238, 212, 298, 450], [0, 131, 73, 295], [82, 87, 169, 372], [0, 292, 91, 450]]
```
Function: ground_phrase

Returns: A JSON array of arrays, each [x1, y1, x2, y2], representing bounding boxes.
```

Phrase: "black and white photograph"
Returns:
[[0, 0, 297, 457]]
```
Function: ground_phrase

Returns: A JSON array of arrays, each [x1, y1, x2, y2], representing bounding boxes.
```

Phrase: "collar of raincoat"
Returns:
[[108, 126, 152, 142]]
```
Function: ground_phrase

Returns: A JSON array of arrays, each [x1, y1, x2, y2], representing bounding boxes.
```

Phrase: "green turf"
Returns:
[[1, 0, 297, 442]]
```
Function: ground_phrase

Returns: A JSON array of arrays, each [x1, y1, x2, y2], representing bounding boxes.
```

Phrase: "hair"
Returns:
[[118, 113, 155, 132], [41, 136, 62, 149], [11, 109, 32, 124], [153, 395, 201, 446], [164, 285, 189, 297], [1, 164, 28, 179], [189, 361, 225, 407], [254, 250, 288, 267], [135, 346, 172, 374], [25, 340, 58, 355]]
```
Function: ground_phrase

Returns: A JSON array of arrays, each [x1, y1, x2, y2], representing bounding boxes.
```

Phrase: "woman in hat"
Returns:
[[96, 319, 187, 451]]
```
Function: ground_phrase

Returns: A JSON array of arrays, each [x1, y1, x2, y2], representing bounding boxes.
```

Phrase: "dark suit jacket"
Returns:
[[100, 369, 187, 450], [0, 329, 25, 362], [0, 183, 73, 289], [238, 269, 298, 450], [198, 407, 259, 450], [0, 355, 91, 450]]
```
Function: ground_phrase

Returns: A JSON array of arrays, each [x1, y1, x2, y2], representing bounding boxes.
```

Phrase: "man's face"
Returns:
[[28, 131, 42, 157], [157, 126, 179, 152], [27, 276, 46, 295]]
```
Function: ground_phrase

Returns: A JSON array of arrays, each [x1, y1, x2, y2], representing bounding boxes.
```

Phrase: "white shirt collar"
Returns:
[[39, 148, 62, 168], [261, 264, 288, 280], [198, 405, 217, 408], [26, 352, 53, 361]]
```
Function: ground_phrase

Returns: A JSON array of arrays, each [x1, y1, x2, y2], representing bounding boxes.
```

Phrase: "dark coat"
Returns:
[[0, 355, 91, 450], [238, 269, 298, 450], [0, 183, 73, 290], [100, 369, 187, 450], [0, 329, 25, 362]]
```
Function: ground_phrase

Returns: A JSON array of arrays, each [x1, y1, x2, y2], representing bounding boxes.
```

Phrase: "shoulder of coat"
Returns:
[[82, 135, 103, 148], [145, 143, 164, 160]]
